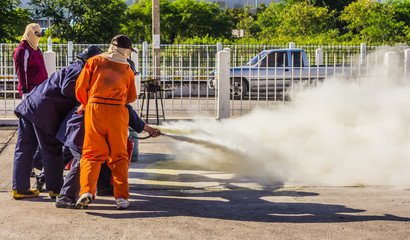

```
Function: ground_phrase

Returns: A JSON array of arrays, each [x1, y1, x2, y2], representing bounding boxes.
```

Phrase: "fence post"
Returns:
[[0, 44, 3, 77], [405, 49, 410, 78], [67, 41, 73, 63], [217, 42, 222, 52], [142, 42, 148, 78], [360, 43, 366, 65], [44, 37, 56, 77], [217, 48, 230, 119], [289, 42, 295, 49], [384, 51, 399, 76], [315, 48, 323, 66], [131, 50, 140, 96]]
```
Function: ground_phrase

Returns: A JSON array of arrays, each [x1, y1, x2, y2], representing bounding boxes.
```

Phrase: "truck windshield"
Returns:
[[245, 52, 267, 66]]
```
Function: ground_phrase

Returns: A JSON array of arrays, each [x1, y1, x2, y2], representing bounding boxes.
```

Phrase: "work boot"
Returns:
[[116, 198, 130, 210], [76, 193, 92, 209], [49, 191, 60, 199], [31, 176, 45, 192], [55, 195, 77, 209], [12, 189, 40, 200]]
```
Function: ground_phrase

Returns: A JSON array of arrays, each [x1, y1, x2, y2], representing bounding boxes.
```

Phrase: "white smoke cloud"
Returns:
[[160, 49, 410, 188]]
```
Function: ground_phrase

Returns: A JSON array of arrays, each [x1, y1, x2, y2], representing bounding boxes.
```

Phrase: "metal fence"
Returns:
[[1, 42, 409, 121]]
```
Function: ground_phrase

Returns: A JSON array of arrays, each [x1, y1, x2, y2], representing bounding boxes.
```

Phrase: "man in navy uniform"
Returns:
[[12, 46, 103, 199]]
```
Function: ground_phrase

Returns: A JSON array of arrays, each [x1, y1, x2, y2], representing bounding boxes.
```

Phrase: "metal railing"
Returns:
[[1, 42, 409, 120]]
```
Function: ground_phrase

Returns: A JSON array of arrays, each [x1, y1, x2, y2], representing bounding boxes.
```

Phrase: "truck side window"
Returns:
[[260, 52, 288, 67], [267, 53, 276, 67], [275, 52, 287, 67], [259, 58, 267, 67], [257, 52, 268, 67], [291, 52, 303, 67]]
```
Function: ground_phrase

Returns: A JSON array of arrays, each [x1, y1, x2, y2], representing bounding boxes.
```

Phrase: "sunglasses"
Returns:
[[34, 32, 42, 37]]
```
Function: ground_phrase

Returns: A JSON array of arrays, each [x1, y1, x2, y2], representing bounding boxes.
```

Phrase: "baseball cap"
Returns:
[[111, 35, 138, 53]]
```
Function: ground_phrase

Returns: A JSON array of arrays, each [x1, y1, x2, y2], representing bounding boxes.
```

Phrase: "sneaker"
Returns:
[[76, 193, 93, 209], [49, 191, 60, 199], [116, 198, 130, 210], [12, 188, 40, 200], [32, 177, 45, 191], [55, 195, 77, 209]]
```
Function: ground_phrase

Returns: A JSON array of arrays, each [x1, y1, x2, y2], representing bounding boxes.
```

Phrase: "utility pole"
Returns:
[[152, 0, 160, 79]]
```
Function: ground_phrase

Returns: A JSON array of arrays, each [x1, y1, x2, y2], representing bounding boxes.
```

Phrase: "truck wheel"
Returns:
[[230, 78, 248, 100]]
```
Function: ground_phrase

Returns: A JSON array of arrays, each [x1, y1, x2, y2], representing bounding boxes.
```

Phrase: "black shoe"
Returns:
[[30, 169, 36, 178], [96, 187, 114, 196], [32, 177, 45, 191], [55, 195, 77, 209]]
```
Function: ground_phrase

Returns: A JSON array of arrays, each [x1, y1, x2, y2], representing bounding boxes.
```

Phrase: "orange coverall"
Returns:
[[75, 56, 137, 199]]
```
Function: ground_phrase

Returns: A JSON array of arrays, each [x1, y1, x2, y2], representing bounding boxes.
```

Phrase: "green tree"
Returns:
[[258, 2, 334, 39], [256, 2, 285, 38], [340, 0, 403, 43], [168, 0, 232, 42], [121, 0, 151, 43], [30, 0, 127, 43], [121, 0, 176, 43], [223, 4, 264, 38], [30, 0, 64, 28], [390, 0, 410, 43], [293, 0, 354, 12], [69, 0, 127, 43], [279, 2, 333, 36], [30, 0, 66, 40], [0, 0, 31, 42], [122, 0, 232, 44]]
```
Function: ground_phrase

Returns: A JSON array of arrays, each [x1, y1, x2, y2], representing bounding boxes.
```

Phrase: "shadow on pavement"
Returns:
[[86, 160, 410, 223], [85, 188, 410, 223]]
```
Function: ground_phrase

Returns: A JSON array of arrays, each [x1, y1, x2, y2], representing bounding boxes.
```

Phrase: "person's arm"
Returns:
[[126, 104, 160, 138], [125, 69, 137, 104], [75, 59, 93, 113], [14, 47, 30, 94], [143, 124, 161, 138], [126, 104, 145, 133]]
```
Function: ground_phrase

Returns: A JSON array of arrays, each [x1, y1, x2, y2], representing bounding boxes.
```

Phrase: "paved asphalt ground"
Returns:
[[0, 125, 409, 240]]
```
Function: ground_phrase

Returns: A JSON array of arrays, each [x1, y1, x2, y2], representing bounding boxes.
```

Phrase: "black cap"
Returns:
[[111, 35, 138, 53], [76, 46, 103, 61]]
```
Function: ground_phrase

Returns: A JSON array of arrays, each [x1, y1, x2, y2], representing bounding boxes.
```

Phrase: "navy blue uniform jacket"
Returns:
[[56, 104, 145, 153], [14, 59, 86, 137]]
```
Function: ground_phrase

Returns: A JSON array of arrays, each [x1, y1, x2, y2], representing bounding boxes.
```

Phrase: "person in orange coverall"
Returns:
[[75, 35, 160, 210]]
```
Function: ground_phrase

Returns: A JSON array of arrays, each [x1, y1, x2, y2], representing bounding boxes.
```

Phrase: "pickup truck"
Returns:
[[209, 49, 354, 99]]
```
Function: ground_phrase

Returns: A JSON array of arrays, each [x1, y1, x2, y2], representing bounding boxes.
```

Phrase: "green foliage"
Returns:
[[223, 5, 261, 38], [340, 0, 404, 44], [0, 0, 31, 42], [121, 0, 232, 44], [6, 0, 410, 45], [256, 1, 336, 44], [30, 0, 127, 43], [70, 0, 127, 43], [121, 0, 150, 43], [390, 0, 410, 43]]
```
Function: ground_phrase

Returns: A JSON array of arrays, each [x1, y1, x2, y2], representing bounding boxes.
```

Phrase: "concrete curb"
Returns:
[[0, 118, 18, 126]]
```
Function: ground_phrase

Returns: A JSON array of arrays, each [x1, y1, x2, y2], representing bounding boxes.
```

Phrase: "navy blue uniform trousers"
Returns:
[[60, 148, 112, 199], [13, 115, 64, 192]]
